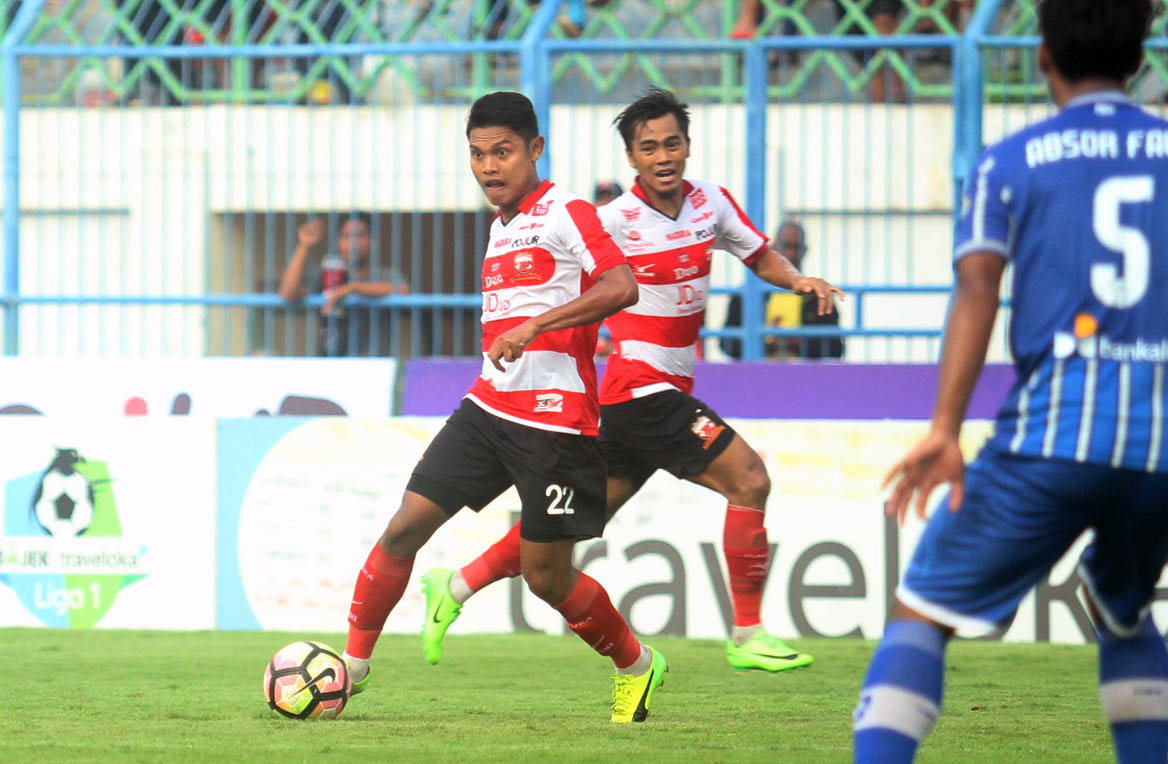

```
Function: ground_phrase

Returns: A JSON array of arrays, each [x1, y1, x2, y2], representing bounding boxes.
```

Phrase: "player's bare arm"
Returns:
[[488, 264, 638, 371], [277, 219, 324, 302], [883, 251, 1006, 524], [750, 248, 843, 315]]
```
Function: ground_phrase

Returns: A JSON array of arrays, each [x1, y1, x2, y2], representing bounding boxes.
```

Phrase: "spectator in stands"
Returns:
[[121, 0, 263, 105], [592, 179, 623, 207], [720, 220, 843, 360], [288, 0, 380, 104], [277, 212, 409, 356]]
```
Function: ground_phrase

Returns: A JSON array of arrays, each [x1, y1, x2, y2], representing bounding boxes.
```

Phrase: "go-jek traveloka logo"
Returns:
[[1053, 313, 1168, 362], [1, 448, 147, 627]]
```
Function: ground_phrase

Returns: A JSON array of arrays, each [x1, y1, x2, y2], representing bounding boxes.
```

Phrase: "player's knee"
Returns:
[[730, 459, 770, 508], [379, 514, 428, 557], [520, 563, 573, 605]]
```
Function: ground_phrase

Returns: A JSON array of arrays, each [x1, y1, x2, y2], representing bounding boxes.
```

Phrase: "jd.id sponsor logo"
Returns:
[[1053, 313, 1168, 362], [1, 448, 147, 627]]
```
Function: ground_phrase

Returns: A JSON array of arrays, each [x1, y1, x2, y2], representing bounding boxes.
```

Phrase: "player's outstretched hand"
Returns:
[[882, 429, 965, 525], [792, 277, 844, 316], [488, 320, 539, 371]]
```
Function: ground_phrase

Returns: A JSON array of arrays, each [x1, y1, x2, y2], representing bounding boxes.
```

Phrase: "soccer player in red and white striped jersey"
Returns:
[[422, 89, 842, 674], [341, 92, 668, 723]]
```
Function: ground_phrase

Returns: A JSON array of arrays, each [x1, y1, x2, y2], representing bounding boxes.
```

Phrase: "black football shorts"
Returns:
[[599, 389, 736, 491], [407, 399, 606, 542]]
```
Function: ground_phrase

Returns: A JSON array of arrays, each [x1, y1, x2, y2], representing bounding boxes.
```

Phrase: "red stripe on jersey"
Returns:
[[599, 355, 695, 405], [743, 243, 767, 268], [467, 383, 600, 436], [626, 241, 713, 285], [564, 199, 627, 278], [607, 310, 704, 348], [718, 185, 768, 242], [481, 316, 600, 358], [482, 247, 557, 292]]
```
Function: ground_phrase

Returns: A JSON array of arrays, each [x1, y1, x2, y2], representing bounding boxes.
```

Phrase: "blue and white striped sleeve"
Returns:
[[954, 149, 1012, 263]]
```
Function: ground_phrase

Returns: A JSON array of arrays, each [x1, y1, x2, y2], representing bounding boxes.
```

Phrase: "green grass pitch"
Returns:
[[5, 629, 1115, 763]]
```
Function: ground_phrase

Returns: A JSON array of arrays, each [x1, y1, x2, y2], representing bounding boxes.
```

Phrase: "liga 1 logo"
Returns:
[[1, 448, 147, 627]]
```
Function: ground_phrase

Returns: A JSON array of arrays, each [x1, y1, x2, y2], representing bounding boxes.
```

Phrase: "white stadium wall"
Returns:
[[2, 414, 1153, 644], [15, 103, 1026, 361]]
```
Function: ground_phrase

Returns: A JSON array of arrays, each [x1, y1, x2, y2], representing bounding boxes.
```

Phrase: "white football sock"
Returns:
[[616, 645, 653, 677], [449, 571, 474, 604], [343, 653, 370, 681], [731, 624, 762, 646]]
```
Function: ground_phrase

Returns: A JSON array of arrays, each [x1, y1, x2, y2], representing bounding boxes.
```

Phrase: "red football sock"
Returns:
[[345, 544, 414, 659], [460, 522, 522, 593], [723, 504, 769, 628], [555, 572, 642, 669]]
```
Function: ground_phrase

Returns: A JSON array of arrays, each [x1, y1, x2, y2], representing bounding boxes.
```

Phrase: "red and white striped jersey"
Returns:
[[465, 181, 628, 436], [598, 178, 767, 404]]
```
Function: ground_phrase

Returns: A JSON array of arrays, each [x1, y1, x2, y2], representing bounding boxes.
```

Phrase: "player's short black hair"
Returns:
[[466, 91, 539, 145], [614, 88, 691, 151], [1039, 0, 1153, 83]]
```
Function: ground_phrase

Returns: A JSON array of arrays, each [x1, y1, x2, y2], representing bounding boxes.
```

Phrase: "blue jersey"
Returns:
[[955, 92, 1168, 473]]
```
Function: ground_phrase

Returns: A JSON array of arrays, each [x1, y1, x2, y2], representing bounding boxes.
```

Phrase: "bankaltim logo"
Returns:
[[1, 448, 147, 628]]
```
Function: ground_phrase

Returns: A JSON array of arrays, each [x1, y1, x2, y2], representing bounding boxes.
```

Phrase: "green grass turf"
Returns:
[[4, 629, 1114, 763]]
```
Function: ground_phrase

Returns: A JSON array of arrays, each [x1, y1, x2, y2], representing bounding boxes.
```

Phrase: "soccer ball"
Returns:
[[263, 641, 351, 720], [33, 449, 95, 538]]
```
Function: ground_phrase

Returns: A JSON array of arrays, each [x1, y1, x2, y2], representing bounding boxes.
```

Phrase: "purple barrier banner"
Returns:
[[401, 360, 1017, 420]]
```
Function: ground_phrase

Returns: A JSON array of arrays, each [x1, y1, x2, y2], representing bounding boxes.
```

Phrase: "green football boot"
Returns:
[[610, 646, 668, 723], [420, 567, 463, 665], [726, 630, 813, 673]]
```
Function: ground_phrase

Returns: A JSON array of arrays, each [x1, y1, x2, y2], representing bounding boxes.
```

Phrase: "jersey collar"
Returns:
[[516, 180, 555, 215], [1064, 90, 1132, 110]]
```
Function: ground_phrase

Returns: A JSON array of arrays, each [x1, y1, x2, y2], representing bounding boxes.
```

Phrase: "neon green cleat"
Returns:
[[348, 664, 370, 695], [610, 646, 667, 723], [725, 630, 813, 673], [420, 567, 462, 665]]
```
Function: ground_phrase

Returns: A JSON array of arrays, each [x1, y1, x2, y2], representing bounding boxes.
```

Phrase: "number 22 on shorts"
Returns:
[[545, 485, 575, 515]]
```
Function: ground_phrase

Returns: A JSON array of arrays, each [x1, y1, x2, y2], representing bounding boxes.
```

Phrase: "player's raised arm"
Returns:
[[487, 263, 636, 371], [883, 251, 1005, 524]]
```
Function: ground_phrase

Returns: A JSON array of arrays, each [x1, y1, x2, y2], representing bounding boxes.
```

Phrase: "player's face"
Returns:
[[468, 126, 544, 216], [626, 113, 690, 200], [337, 220, 371, 261]]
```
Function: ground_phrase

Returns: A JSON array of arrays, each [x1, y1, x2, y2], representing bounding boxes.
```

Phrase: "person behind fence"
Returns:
[[720, 220, 843, 360], [338, 90, 669, 725], [119, 0, 262, 105], [854, 2, 1168, 762], [276, 212, 407, 356]]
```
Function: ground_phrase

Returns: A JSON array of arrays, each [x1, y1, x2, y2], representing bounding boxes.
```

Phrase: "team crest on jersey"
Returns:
[[534, 393, 564, 413], [621, 207, 641, 222], [688, 188, 707, 210], [691, 414, 724, 449], [512, 251, 538, 281]]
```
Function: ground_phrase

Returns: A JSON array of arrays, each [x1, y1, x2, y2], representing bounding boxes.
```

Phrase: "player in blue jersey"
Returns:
[[853, 1, 1168, 762]]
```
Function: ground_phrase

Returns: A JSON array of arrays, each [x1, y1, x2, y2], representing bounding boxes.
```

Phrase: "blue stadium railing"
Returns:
[[0, 0, 1017, 360]]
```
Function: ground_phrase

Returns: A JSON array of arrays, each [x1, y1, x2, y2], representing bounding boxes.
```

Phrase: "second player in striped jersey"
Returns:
[[421, 88, 843, 674]]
